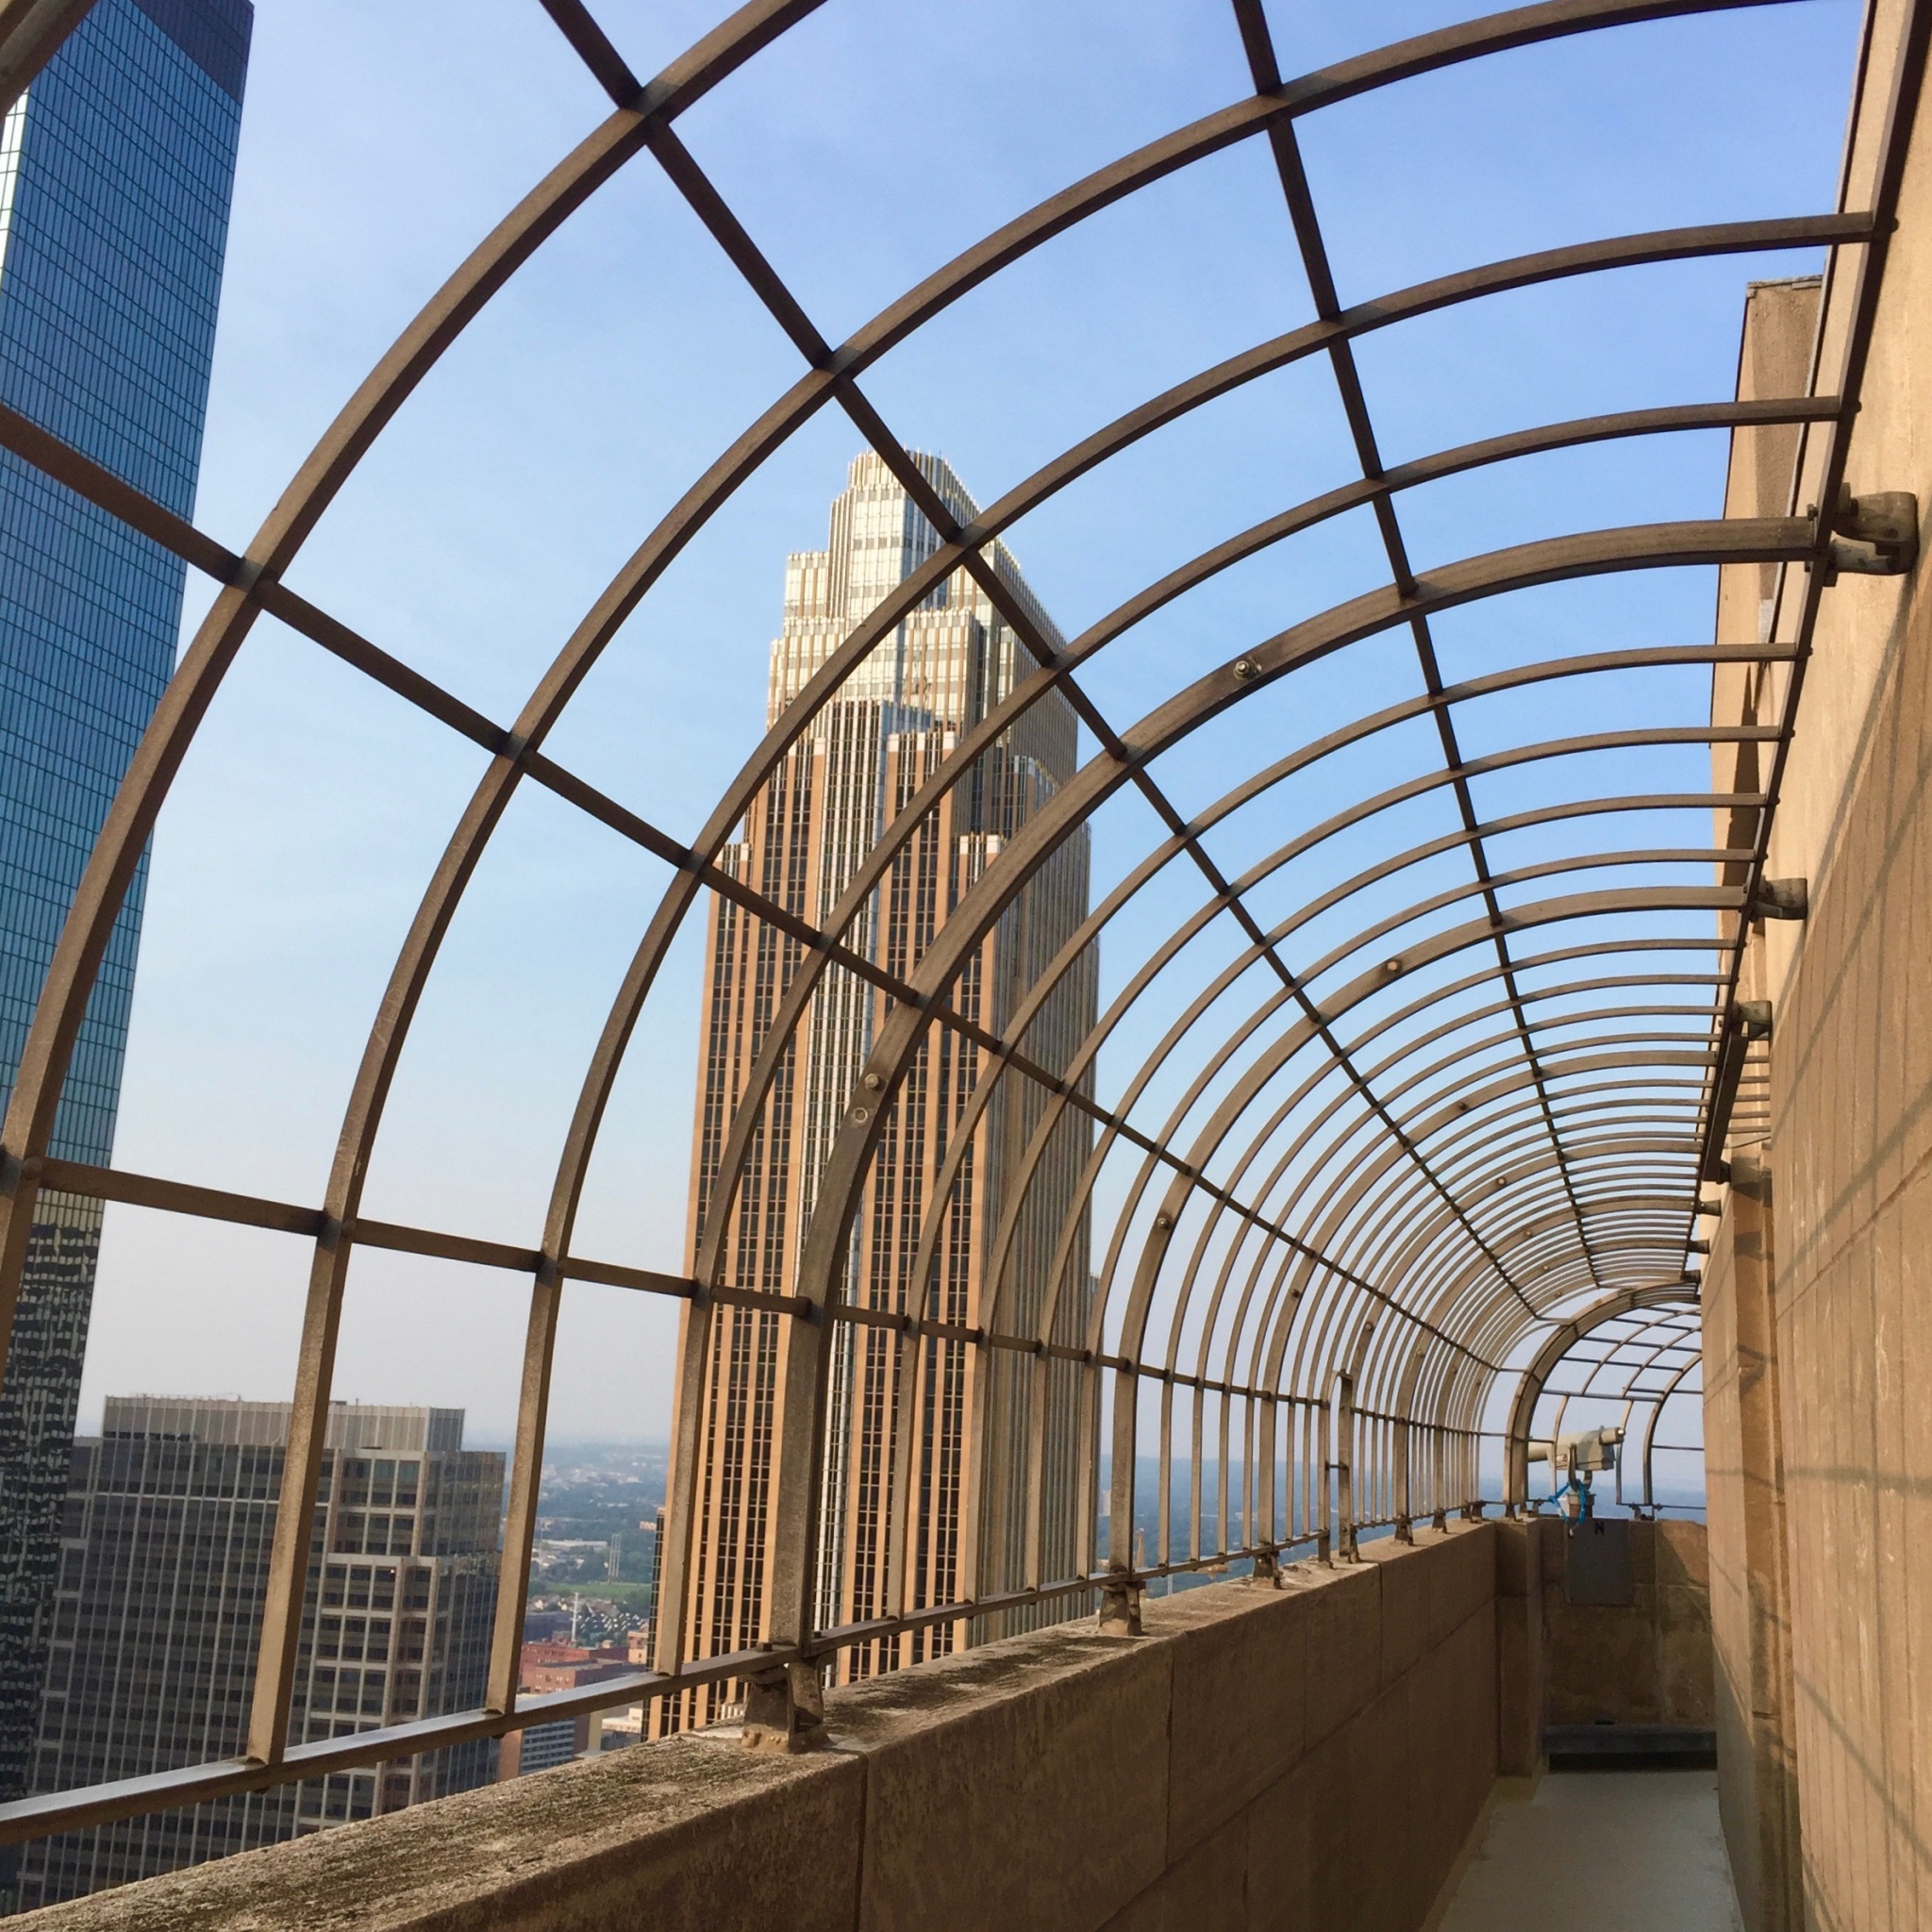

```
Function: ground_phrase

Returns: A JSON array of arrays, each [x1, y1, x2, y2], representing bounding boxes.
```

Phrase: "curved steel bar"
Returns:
[[1504, 1287, 1700, 1503]]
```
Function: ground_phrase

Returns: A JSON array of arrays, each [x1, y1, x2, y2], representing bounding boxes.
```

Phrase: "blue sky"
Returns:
[[75, 0, 1859, 1442]]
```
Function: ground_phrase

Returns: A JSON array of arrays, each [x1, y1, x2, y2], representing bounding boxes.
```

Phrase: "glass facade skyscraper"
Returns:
[[0, 0, 250, 1809]]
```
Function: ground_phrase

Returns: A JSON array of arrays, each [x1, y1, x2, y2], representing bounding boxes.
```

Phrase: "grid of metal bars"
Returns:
[[1506, 1292, 1706, 1511], [0, 0, 1920, 1844]]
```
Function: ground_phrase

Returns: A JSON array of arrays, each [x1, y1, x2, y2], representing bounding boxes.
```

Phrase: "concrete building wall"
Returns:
[[1705, 7, 1932, 1925], [20, 1525, 1505, 1932], [1535, 1518, 1714, 1731]]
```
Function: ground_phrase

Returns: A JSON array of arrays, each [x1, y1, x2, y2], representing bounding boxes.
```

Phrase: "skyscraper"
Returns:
[[665, 453, 1097, 1729], [0, 0, 251, 1802], [16, 1399, 503, 1908]]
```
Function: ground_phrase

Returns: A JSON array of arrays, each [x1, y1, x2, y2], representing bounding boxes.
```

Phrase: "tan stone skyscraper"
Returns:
[[664, 454, 1096, 1725]]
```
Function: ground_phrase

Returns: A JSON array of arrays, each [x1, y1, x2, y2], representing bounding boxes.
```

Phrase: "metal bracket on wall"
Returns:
[[1099, 1575, 1145, 1636], [1250, 1547, 1284, 1589], [1737, 999, 1773, 1040], [1751, 877, 1808, 922], [740, 1659, 826, 1754], [1824, 488, 1919, 578]]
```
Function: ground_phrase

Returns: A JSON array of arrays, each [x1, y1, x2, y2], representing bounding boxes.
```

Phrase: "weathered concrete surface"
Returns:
[[1492, 1519, 1544, 1777], [1538, 1518, 1713, 1730], [1704, 1155, 1801, 1932], [19, 1526, 1502, 1932], [21, 1727, 867, 1932], [1703, 7, 1932, 1924]]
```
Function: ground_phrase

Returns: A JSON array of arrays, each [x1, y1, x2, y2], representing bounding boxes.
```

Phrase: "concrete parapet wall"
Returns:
[[1538, 1518, 1713, 1730], [25, 1525, 1500, 1932]]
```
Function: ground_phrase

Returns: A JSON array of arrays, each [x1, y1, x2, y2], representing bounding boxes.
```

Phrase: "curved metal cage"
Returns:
[[0, 0, 1921, 1840]]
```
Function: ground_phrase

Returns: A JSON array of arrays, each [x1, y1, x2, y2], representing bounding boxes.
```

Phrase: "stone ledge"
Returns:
[[24, 1527, 1501, 1932]]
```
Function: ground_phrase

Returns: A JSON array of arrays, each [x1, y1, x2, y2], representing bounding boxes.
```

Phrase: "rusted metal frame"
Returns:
[[1342, 1025, 1716, 1222], [1153, 985, 1725, 1490], [1120, 896, 1739, 1414], [0, 398, 1762, 1514], [1142, 902, 1740, 1547], [691, 305, 1824, 1645], [1332, 1082, 1713, 1297], [0, 0, 95, 119], [1534, 1324, 1698, 1486], [1479, 1206, 1700, 1283], [1641, 1357, 1703, 1506], [662, 230, 1846, 1334], [993, 750, 1769, 1405], [956, 410, 1842, 1500], [37, 1137, 1334, 1389], [701, 636, 1796, 1480], [1359, 1027, 1723, 1221], [1253, 1036, 1724, 1441], [1429, 1250, 1697, 1435], [1145, 858, 1744, 1338], [1174, 1004, 1676, 1560], [595, 39, 1864, 1332], [1235, 0, 1616, 1327], [0, 69, 678, 1330], [1503, 1287, 1699, 1504], [1257, 1045, 1709, 1438], [669, 614, 1771, 1409], [633, 86, 1393, 1644], [1182, 952, 1728, 1287], [958, 823, 1715, 1591], [1090, 854, 1754, 1560], [1287, 1009, 1723, 1216], [1357, 1150, 1705, 1307], [1170, 1022, 1706, 1491], [1238, 940, 1725, 1393], [537, 0, 645, 108], [1700, 1007, 1755, 1178], [1556, 1322, 1698, 1404], [845, 2, 1824, 382], [1386, 1202, 1697, 1497], [0, 0, 1824, 1562], [1075, 825, 1740, 1357], [962, 691, 1782, 1375], [1395, 1148, 1703, 1292], [1422, 1211, 1700, 1318], [1334, 1066, 1711, 1245], [988, 930, 1731, 1567], [297, 150, 1870, 1746], [1691, 0, 1932, 1190]]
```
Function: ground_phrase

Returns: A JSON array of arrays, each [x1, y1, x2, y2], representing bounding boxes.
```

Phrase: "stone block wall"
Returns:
[[23, 1524, 1503, 1932], [1703, 6, 1932, 1925], [1536, 1518, 1714, 1729]]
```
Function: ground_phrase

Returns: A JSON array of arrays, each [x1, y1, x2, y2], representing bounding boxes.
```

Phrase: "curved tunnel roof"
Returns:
[[0, 0, 1919, 1834]]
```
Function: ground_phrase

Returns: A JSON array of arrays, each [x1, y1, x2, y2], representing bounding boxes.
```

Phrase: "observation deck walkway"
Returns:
[[1441, 1772, 1741, 1932]]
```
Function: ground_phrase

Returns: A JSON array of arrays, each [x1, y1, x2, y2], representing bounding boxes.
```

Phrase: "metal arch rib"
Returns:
[[1505, 1287, 1703, 1503]]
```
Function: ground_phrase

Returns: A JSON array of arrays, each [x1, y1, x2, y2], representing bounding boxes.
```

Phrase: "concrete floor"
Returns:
[[1439, 1772, 1742, 1931]]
